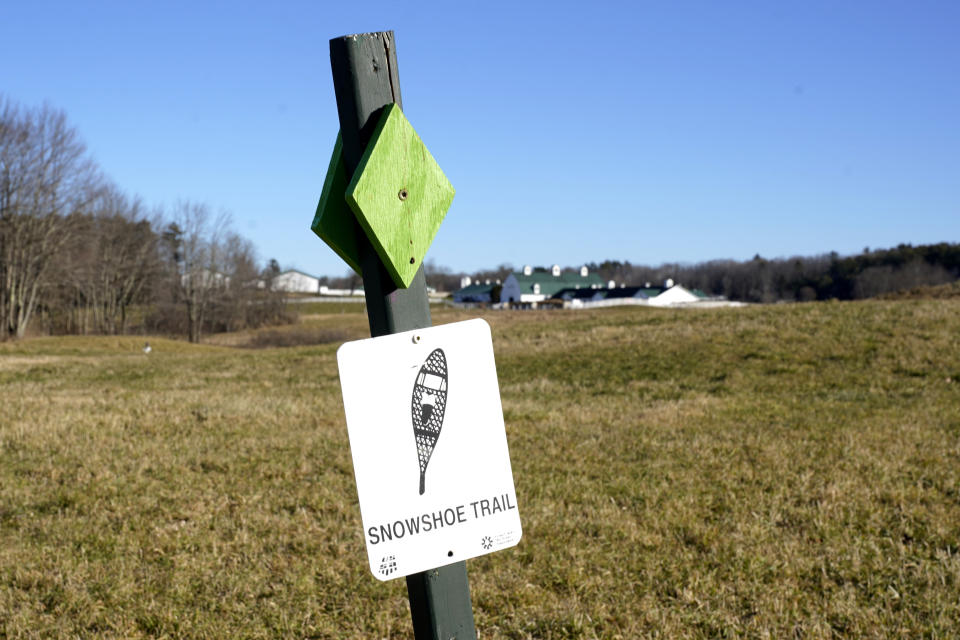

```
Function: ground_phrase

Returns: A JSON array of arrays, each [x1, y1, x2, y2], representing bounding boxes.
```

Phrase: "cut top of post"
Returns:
[[330, 32, 403, 176]]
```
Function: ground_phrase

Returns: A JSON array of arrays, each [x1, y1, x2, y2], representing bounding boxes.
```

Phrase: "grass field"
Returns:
[[1, 299, 959, 638]]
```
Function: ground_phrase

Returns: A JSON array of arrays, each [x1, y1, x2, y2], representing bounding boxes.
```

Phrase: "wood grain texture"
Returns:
[[311, 133, 361, 274], [346, 103, 455, 289], [330, 32, 403, 173]]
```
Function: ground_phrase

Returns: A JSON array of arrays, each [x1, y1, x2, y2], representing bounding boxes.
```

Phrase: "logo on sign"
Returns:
[[411, 348, 448, 495], [481, 535, 493, 550], [379, 555, 397, 576]]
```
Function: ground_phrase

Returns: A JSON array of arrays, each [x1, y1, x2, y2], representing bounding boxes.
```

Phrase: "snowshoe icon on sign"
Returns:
[[411, 348, 448, 495]]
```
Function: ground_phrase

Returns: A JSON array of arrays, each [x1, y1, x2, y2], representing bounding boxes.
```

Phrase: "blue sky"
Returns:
[[3, 1, 958, 278]]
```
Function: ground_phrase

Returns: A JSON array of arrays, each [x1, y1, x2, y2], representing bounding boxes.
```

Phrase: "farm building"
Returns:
[[451, 264, 727, 309], [181, 269, 229, 289], [555, 285, 664, 303], [606, 285, 666, 301], [452, 279, 499, 303], [500, 265, 605, 304], [271, 269, 321, 294], [646, 283, 701, 306], [554, 288, 607, 303], [553, 282, 710, 308]]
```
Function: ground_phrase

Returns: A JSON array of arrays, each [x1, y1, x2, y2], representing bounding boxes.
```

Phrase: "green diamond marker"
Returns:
[[346, 103, 455, 288], [311, 133, 361, 274]]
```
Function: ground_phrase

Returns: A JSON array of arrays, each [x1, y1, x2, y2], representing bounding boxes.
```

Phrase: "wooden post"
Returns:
[[329, 31, 478, 640]]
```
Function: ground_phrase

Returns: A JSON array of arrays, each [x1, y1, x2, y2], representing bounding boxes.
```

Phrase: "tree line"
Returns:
[[585, 243, 959, 303], [419, 244, 959, 303], [1, 97, 289, 341]]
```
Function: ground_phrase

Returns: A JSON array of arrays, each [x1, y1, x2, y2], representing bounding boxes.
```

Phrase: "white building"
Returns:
[[501, 264, 604, 305], [272, 269, 321, 294], [181, 268, 229, 289], [646, 283, 701, 307]]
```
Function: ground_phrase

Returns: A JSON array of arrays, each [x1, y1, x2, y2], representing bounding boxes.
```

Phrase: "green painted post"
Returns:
[[328, 31, 478, 640]]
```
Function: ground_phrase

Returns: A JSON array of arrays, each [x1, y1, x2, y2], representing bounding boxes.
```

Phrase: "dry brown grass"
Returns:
[[878, 279, 960, 300], [1, 300, 959, 638]]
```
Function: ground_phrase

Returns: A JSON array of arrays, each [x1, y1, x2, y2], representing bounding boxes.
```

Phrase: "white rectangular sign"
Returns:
[[336, 318, 521, 580]]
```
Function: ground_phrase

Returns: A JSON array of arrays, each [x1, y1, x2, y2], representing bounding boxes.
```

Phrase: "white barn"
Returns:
[[501, 265, 604, 305], [272, 269, 321, 294]]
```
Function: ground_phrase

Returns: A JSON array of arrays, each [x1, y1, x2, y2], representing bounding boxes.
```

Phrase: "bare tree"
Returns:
[[163, 201, 231, 343], [212, 232, 259, 332], [0, 98, 99, 339], [62, 186, 161, 334]]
